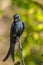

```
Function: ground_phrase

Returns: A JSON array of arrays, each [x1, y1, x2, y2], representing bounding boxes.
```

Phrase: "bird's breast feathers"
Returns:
[[15, 22, 23, 32]]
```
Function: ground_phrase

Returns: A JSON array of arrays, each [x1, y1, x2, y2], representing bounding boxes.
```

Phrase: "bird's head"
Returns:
[[13, 14, 20, 22]]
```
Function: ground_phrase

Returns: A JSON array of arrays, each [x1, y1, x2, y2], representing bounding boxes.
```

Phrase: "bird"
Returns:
[[3, 14, 25, 62]]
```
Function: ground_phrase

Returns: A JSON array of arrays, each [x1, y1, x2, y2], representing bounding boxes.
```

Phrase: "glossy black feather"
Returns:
[[3, 14, 25, 62]]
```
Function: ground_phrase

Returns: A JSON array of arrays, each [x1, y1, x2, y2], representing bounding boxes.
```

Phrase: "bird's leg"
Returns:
[[17, 37, 25, 65]]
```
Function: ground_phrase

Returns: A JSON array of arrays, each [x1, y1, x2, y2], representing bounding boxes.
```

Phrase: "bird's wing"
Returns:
[[22, 22, 25, 30], [21, 22, 25, 34]]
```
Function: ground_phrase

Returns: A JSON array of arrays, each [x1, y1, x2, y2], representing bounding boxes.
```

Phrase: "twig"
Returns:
[[17, 37, 25, 65], [33, 1, 43, 10]]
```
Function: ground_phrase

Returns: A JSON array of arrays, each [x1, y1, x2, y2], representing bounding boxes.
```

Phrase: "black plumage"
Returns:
[[3, 14, 25, 62]]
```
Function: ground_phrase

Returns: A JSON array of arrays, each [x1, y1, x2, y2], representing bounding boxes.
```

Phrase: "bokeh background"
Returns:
[[0, 0, 43, 65]]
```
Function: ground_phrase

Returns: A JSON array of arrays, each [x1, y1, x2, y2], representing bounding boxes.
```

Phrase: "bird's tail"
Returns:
[[3, 44, 14, 62]]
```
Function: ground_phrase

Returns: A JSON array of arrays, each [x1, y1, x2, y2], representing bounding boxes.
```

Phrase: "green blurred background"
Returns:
[[0, 0, 43, 65]]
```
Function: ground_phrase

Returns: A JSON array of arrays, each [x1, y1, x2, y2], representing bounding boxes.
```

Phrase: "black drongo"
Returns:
[[3, 14, 25, 62]]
